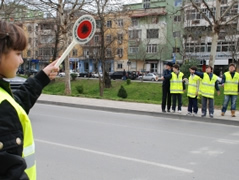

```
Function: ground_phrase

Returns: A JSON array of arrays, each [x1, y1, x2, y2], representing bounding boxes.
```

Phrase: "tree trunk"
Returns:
[[209, 29, 218, 68]]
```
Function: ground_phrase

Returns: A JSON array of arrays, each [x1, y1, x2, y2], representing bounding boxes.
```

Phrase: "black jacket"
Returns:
[[0, 70, 50, 180]]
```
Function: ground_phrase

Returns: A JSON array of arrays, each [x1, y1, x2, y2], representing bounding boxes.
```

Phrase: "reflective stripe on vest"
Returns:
[[187, 75, 200, 98], [170, 72, 184, 94], [200, 73, 218, 99], [0, 88, 36, 180], [224, 72, 239, 95]]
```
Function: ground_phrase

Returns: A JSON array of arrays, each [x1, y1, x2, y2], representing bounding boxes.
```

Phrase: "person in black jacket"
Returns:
[[161, 62, 173, 112], [0, 20, 59, 179]]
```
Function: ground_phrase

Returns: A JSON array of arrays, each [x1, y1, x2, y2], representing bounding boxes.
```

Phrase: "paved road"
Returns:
[[30, 103, 239, 180]]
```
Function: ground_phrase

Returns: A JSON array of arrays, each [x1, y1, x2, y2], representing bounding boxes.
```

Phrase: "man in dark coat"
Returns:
[[162, 62, 173, 112]]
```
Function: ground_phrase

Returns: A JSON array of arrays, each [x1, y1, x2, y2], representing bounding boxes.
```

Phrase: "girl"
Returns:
[[0, 20, 59, 180]]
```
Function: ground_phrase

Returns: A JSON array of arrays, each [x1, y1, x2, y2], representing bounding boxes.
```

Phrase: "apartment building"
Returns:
[[78, 13, 131, 74], [124, 0, 183, 75], [183, 0, 239, 74]]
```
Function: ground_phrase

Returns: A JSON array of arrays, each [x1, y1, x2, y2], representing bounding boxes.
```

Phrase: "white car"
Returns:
[[142, 73, 158, 81], [92, 72, 103, 78], [58, 70, 79, 77]]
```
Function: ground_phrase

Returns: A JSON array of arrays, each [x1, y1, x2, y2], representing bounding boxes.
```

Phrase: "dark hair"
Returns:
[[173, 64, 179, 70], [206, 65, 213, 71], [190, 66, 197, 71], [229, 63, 236, 68], [0, 20, 27, 56]]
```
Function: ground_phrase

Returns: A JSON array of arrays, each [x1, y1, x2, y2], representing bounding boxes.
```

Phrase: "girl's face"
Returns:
[[0, 50, 23, 78]]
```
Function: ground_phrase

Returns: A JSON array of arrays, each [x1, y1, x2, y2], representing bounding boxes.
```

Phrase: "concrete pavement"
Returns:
[[37, 94, 239, 126]]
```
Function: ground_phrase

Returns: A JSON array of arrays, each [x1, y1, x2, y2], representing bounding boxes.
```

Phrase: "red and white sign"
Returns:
[[55, 15, 96, 67], [73, 15, 96, 44]]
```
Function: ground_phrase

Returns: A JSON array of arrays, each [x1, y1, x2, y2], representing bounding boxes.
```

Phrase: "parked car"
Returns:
[[25, 68, 38, 76], [4, 76, 26, 91], [110, 71, 137, 80], [79, 72, 92, 78], [140, 73, 159, 81], [58, 70, 79, 77], [92, 72, 103, 78]]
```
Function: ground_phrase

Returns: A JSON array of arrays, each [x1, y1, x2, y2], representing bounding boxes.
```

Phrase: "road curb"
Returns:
[[37, 100, 239, 127]]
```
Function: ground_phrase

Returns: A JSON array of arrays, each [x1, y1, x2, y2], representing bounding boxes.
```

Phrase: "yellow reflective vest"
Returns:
[[224, 71, 239, 95], [187, 74, 200, 98], [0, 87, 36, 180], [170, 72, 184, 94], [200, 73, 218, 99]]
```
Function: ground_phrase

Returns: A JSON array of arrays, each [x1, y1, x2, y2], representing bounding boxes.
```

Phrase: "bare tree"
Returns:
[[26, 0, 90, 95], [189, 0, 239, 68], [84, 0, 127, 97]]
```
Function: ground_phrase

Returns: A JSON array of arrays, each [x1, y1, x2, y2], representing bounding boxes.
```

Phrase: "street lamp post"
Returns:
[[127, 60, 131, 72]]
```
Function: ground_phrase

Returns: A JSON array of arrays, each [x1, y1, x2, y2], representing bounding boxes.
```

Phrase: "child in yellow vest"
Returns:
[[187, 66, 200, 116], [221, 63, 239, 117], [191, 66, 220, 118], [0, 20, 59, 179]]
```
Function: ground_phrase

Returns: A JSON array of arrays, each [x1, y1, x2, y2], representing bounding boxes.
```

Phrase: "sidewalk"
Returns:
[[37, 94, 239, 126]]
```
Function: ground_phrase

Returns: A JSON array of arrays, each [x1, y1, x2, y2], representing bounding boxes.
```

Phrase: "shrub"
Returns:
[[71, 73, 78, 81], [76, 85, 84, 94], [126, 78, 131, 85], [117, 85, 127, 98]]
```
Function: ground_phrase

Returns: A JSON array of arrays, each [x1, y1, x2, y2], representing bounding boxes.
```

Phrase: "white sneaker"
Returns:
[[193, 112, 197, 116], [178, 110, 182, 113], [187, 112, 192, 115]]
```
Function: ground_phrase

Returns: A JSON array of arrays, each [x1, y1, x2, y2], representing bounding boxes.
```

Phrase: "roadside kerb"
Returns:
[[37, 94, 239, 127]]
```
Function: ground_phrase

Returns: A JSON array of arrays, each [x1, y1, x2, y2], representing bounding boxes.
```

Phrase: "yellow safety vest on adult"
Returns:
[[200, 73, 218, 99], [187, 75, 201, 98], [0, 87, 36, 180], [170, 72, 184, 94], [224, 71, 239, 95]]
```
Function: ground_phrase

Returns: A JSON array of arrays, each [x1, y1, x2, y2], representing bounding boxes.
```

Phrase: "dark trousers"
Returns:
[[187, 97, 198, 113], [162, 87, 171, 111], [172, 94, 182, 111], [201, 96, 214, 115]]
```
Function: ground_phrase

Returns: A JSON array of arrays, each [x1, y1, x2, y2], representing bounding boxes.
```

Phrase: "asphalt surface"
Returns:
[[30, 103, 239, 180], [37, 94, 239, 126]]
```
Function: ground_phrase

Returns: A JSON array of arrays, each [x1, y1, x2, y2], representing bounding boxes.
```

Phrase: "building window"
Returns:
[[106, 35, 111, 42], [117, 19, 123, 27], [132, 18, 139, 26], [173, 31, 181, 38], [147, 29, 159, 39], [35, 51, 38, 57], [117, 48, 123, 58], [73, 49, 77, 56], [27, 50, 31, 57], [174, 15, 181, 22], [143, 0, 150, 9], [106, 20, 112, 28], [129, 30, 141, 39], [96, 20, 102, 28], [95, 35, 99, 43], [28, 38, 32, 44], [147, 44, 157, 53], [117, 63, 123, 69], [106, 48, 112, 57], [129, 47, 139, 54]]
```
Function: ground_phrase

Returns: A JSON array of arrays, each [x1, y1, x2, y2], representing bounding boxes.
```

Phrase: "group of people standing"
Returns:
[[161, 62, 239, 118]]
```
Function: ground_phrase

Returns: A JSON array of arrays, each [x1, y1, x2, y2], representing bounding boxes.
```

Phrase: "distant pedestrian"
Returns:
[[123, 69, 126, 80], [161, 62, 173, 112], [162, 64, 185, 113], [191, 65, 220, 118], [221, 63, 239, 117], [187, 66, 200, 116]]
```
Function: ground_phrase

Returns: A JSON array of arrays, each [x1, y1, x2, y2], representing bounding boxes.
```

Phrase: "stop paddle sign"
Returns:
[[55, 15, 96, 67]]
